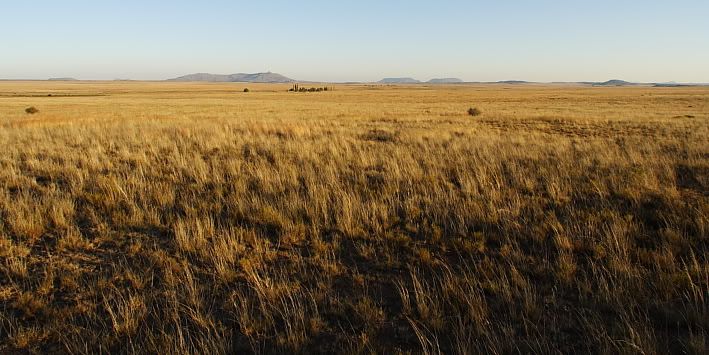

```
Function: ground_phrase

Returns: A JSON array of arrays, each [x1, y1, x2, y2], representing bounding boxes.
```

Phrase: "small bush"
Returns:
[[467, 107, 482, 116], [25, 107, 39, 114], [243, 88, 250, 93]]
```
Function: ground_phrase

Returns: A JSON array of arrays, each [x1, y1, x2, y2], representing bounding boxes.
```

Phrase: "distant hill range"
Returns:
[[378, 77, 465, 84], [592, 79, 638, 87], [376, 78, 539, 84], [378, 78, 421, 84], [168, 72, 295, 83], [652, 81, 704, 87], [373, 78, 707, 86], [30, 75, 706, 87], [427, 78, 464, 84], [496, 80, 529, 84]]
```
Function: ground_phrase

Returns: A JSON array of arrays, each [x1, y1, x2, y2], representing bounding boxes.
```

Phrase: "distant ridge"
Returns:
[[28, 75, 706, 86], [168, 72, 295, 83], [377, 78, 537, 84], [427, 78, 463, 84], [593, 79, 636, 87], [652, 81, 702, 87], [378, 78, 421, 84], [496, 80, 530, 84]]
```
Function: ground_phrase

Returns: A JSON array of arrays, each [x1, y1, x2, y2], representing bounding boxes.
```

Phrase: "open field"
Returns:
[[0, 82, 707, 354]]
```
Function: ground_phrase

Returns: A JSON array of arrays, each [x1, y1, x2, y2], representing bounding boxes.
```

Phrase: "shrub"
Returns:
[[290, 84, 330, 93], [25, 107, 39, 114], [243, 88, 250, 93], [467, 107, 482, 116]]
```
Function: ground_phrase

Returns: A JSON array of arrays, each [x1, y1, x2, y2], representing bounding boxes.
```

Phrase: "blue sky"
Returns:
[[2, 0, 708, 82]]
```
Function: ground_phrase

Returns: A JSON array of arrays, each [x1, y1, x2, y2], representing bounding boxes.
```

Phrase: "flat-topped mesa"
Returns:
[[377, 78, 421, 84], [168, 72, 295, 83]]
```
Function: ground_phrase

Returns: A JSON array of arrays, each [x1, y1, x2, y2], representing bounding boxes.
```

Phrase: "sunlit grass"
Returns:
[[0, 82, 707, 353]]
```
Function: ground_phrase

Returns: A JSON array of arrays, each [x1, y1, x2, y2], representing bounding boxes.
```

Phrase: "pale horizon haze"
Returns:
[[2, 0, 709, 83]]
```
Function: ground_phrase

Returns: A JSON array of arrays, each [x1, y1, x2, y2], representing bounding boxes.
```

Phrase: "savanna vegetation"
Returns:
[[289, 84, 332, 92], [0, 82, 707, 354]]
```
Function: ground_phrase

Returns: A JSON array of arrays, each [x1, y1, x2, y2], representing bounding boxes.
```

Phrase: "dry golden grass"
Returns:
[[0, 81, 707, 354]]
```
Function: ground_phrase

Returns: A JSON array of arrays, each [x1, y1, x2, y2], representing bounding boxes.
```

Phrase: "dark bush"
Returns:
[[243, 88, 250, 93], [290, 84, 330, 93], [467, 107, 482, 116], [25, 107, 39, 114]]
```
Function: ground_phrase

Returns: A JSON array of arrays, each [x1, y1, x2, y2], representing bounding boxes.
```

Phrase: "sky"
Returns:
[[2, 0, 708, 82]]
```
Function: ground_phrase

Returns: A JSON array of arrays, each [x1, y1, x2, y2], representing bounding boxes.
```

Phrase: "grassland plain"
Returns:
[[0, 81, 707, 354]]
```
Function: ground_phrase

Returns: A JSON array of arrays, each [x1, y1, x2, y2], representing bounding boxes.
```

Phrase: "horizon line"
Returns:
[[1, 77, 708, 85]]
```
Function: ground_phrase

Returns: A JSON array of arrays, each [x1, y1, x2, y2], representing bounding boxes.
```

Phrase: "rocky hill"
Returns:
[[169, 72, 295, 83]]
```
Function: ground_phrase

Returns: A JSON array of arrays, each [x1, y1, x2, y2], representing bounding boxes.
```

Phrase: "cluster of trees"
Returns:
[[289, 84, 333, 92]]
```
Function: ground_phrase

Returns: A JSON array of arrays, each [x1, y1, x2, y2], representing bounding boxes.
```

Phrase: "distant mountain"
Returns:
[[169, 72, 295, 83], [231, 72, 295, 83], [378, 78, 421, 84], [593, 79, 636, 87], [427, 78, 463, 84], [168, 73, 230, 82], [653, 81, 696, 87], [48, 77, 78, 81], [496, 80, 529, 84]]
